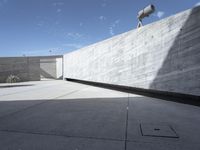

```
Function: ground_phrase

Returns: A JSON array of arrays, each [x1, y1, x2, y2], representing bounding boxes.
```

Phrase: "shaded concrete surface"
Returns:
[[0, 80, 199, 150], [127, 97, 200, 150], [150, 6, 200, 96]]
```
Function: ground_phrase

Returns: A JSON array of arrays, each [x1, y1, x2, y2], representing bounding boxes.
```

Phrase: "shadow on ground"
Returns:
[[0, 84, 34, 88], [0, 97, 200, 150]]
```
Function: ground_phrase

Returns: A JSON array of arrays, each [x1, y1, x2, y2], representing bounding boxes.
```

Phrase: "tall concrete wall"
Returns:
[[0, 56, 63, 83], [64, 6, 200, 96], [0, 57, 30, 82]]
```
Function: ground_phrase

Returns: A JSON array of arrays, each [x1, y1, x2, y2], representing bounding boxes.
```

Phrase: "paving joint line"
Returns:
[[124, 93, 130, 150], [0, 129, 124, 143], [53, 86, 90, 99], [0, 100, 50, 120], [0, 85, 129, 145], [0, 86, 90, 120]]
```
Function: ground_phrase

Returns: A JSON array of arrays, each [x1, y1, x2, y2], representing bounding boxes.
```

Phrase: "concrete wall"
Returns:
[[0, 56, 63, 83], [63, 6, 200, 96], [56, 58, 63, 79]]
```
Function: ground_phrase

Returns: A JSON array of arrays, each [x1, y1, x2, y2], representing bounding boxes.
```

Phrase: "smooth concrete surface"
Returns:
[[0, 56, 63, 83], [0, 80, 200, 150], [56, 58, 63, 79], [63, 6, 200, 96]]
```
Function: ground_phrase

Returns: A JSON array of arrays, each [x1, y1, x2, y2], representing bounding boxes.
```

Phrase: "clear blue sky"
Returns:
[[0, 0, 200, 56]]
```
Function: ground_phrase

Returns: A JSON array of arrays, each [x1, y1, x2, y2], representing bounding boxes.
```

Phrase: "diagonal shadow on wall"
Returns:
[[40, 68, 56, 79], [149, 6, 200, 96]]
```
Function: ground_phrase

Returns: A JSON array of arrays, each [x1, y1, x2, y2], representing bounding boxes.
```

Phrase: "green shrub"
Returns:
[[6, 75, 21, 83]]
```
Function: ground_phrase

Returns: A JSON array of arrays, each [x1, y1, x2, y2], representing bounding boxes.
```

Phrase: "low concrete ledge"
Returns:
[[66, 78, 200, 106]]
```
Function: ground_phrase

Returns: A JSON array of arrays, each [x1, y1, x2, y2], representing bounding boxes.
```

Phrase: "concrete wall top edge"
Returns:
[[0, 55, 63, 59], [63, 6, 200, 96], [64, 6, 197, 57]]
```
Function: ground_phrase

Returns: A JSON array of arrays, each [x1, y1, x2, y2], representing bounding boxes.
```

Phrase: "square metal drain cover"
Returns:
[[140, 123, 179, 138]]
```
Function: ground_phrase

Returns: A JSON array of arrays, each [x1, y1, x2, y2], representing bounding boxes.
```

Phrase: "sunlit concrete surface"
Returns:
[[0, 80, 199, 150], [63, 6, 200, 97]]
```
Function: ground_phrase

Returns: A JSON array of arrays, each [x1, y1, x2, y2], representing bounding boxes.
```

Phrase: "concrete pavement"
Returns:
[[0, 80, 199, 150]]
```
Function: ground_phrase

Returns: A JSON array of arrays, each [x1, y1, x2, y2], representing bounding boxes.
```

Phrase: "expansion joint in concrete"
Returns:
[[0, 129, 124, 143], [124, 94, 130, 150], [0, 100, 50, 121]]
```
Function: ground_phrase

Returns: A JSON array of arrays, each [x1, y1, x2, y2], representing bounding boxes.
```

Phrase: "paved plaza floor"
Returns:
[[0, 80, 199, 150]]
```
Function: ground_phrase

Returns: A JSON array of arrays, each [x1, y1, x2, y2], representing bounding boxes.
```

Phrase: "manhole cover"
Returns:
[[140, 123, 179, 138]]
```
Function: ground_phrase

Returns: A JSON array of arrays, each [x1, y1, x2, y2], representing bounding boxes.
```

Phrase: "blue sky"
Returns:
[[0, 0, 200, 56]]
